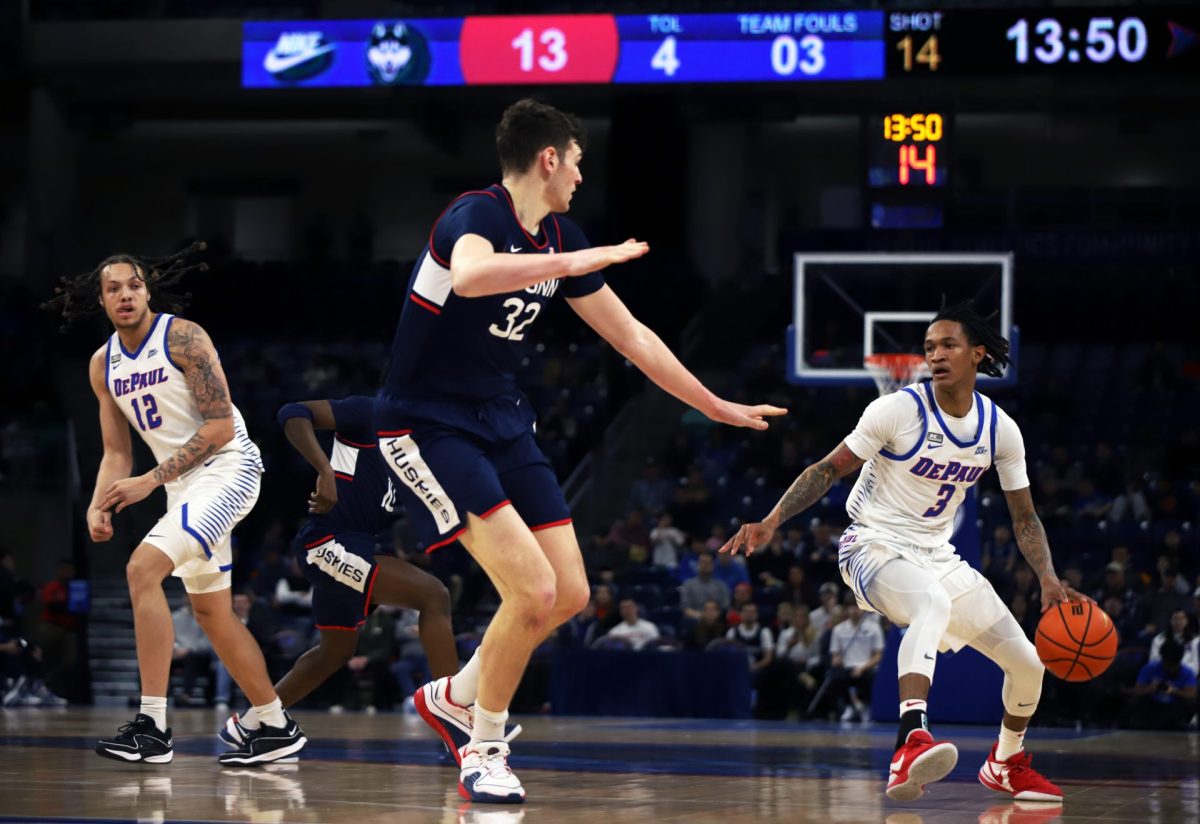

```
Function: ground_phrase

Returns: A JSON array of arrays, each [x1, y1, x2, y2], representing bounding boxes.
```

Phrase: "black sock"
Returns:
[[896, 709, 930, 749]]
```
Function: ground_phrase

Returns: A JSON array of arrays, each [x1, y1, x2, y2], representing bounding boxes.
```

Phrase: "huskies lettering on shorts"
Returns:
[[909, 457, 984, 485], [305, 539, 372, 592], [381, 435, 460, 533]]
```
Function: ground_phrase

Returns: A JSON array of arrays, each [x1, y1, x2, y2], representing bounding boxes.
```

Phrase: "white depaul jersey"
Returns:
[[105, 313, 263, 499], [842, 381, 1029, 548]]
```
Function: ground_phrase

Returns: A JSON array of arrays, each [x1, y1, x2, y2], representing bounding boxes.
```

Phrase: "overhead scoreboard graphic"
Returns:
[[242, 8, 1200, 88]]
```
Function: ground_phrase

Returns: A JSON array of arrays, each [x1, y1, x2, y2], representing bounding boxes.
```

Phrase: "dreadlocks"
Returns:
[[41, 241, 208, 330], [931, 297, 1011, 378]]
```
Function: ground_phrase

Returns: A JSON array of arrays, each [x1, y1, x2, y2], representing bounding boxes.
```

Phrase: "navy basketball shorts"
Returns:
[[376, 426, 572, 552], [293, 525, 380, 631]]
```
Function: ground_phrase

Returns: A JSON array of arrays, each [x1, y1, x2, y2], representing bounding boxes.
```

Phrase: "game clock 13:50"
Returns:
[[868, 113, 948, 188]]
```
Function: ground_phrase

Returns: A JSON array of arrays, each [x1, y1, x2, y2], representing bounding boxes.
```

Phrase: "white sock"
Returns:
[[451, 649, 483, 707], [253, 697, 286, 729], [996, 724, 1026, 761], [470, 704, 508, 746], [140, 696, 168, 731], [899, 699, 928, 716], [240, 708, 260, 730]]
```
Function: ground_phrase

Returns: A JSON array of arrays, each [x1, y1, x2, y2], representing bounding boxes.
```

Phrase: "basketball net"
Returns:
[[865, 353, 928, 397]]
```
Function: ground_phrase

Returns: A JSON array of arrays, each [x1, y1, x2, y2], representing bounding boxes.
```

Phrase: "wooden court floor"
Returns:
[[0, 708, 1196, 823]]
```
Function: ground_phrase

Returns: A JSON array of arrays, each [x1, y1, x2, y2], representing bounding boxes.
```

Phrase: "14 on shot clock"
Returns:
[[868, 112, 948, 188]]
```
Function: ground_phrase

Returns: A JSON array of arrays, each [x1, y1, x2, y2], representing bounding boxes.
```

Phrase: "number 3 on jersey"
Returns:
[[488, 297, 542, 341], [923, 483, 954, 518]]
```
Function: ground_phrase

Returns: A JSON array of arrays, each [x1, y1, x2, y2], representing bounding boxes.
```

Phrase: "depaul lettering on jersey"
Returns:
[[112, 367, 169, 398], [909, 457, 985, 485]]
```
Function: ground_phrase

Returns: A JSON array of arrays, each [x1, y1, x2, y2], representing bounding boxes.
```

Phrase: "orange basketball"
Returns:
[[1035, 600, 1118, 682]]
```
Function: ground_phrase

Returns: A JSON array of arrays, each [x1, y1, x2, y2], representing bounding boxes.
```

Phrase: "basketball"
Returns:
[[1035, 600, 1119, 682]]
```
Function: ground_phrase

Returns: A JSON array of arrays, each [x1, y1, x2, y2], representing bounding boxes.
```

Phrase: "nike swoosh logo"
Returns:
[[1017, 701, 1035, 707], [263, 44, 336, 75], [509, 245, 522, 253], [148, 533, 164, 539], [203, 458, 217, 467], [923, 653, 934, 660]]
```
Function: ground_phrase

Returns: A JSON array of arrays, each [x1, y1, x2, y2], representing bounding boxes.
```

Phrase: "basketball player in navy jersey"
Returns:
[[44, 246, 305, 765], [725, 301, 1087, 804], [376, 99, 785, 803], [219, 395, 460, 748]]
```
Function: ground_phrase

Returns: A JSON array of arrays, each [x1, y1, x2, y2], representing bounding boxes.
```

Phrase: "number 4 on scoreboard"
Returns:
[[652, 36, 680, 77]]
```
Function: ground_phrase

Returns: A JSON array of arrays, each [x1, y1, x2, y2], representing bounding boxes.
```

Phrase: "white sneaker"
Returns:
[[459, 740, 525, 804], [415, 677, 474, 762]]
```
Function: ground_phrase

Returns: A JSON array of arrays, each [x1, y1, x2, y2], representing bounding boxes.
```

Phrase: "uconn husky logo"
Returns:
[[909, 457, 985, 485]]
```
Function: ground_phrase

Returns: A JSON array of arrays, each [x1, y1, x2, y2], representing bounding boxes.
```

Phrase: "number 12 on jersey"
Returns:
[[131, 394, 162, 431]]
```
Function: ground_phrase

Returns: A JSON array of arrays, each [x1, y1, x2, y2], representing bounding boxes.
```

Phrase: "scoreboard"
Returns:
[[242, 7, 1199, 88]]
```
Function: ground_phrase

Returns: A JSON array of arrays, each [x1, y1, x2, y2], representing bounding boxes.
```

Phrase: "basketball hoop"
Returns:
[[865, 353, 928, 397]]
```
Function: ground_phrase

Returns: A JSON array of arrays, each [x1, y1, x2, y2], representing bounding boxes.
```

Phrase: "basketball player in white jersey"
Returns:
[[723, 300, 1086, 804], [45, 245, 305, 765]]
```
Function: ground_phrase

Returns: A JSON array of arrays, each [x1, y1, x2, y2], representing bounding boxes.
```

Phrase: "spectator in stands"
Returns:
[[388, 609, 430, 712], [680, 553, 730, 621], [1111, 479, 1152, 524], [1126, 638, 1197, 730], [726, 602, 774, 679], [38, 559, 78, 698], [591, 584, 621, 635], [1149, 610, 1199, 674], [629, 458, 674, 515], [705, 523, 729, 554], [1094, 561, 1142, 621], [273, 556, 314, 637], [607, 508, 651, 567], [649, 511, 687, 570], [775, 603, 820, 717], [673, 537, 705, 584], [1145, 566, 1191, 633], [828, 602, 885, 723], [561, 597, 598, 647], [1156, 555, 1193, 597], [672, 465, 712, 533], [1103, 595, 1140, 648], [603, 599, 660, 650], [981, 525, 1018, 588], [171, 602, 213, 706], [689, 599, 728, 650], [809, 582, 840, 635], [749, 531, 794, 589], [1074, 478, 1112, 523], [806, 523, 840, 585], [1009, 593, 1037, 639], [780, 564, 815, 610], [727, 582, 754, 626], [1007, 562, 1040, 606], [713, 546, 750, 591]]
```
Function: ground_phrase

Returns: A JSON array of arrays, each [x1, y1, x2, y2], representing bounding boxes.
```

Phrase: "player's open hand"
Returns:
[[569, 239, 649, 276], [310, 470, 338, 515], [721, 519, 777, 557], [1039, 576, 1092, 614], [101, 473, 158, 514], [708, 399, 788, 431], [87, 507, 113, 543]]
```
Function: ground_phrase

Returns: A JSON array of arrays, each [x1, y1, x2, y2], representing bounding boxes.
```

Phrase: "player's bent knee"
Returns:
[[557, 577, 590, 618], [126, 554, 167, 594], [511, 579, 558, 631]]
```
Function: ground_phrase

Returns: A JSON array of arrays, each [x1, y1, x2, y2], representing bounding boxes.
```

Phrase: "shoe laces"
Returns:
[[464, 726, 523, 774], [1000, 750, 1038, 778]]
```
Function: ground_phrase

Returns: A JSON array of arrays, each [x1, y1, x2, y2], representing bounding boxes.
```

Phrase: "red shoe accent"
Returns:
[[886, 730, 959, 802], [978, 745, 1063, 802]]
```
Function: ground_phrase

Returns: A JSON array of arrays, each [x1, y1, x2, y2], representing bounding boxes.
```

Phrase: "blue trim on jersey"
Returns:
[[922, 381, 984, 448], [162, 315, 185, 374], [879, 387, 926, 461], [118, 312, 164, 360], [218, 562, 234, 571], [180, 503, 212, 558], [104, 337, 113, 388], [989, 399, 998, 460]]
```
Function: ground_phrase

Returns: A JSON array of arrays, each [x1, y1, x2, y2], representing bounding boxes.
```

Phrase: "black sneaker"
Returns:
[[96, 714, 174, 764], [217, 712, 307, 766]]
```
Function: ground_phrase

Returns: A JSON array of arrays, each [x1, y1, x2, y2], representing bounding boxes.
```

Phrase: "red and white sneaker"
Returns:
[[415, 677, 474, 764], [459, 739, 525, 804], [978, 745, 1063, 802], [886, 730, 959, 802]]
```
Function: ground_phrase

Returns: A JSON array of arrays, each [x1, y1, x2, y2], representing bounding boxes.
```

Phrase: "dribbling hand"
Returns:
[[1039, 576, 1091, 614]]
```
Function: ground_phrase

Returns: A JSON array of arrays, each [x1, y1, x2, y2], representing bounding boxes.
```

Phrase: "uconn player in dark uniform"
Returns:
[[377, 100, 785, 803], [724, 302, 1087, 805], [44, 246, 304, 766], [220, 395, 458, 747]]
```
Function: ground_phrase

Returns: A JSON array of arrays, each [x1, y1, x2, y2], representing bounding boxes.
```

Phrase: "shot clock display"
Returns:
[[868, 113, 948, 188]]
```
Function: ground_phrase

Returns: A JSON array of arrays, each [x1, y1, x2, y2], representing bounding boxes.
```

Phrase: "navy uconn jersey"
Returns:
[[382, 184, 604, 403], [306, 396, 396, 536]]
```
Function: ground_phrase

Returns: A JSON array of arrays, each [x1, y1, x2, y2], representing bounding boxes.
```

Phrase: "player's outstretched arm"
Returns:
[[568, 285, 786, 430], [87, 349, 133, 542], [100, 319, 235, 513], [722, 443, 864, 556], [278, 400, 339, 514], [450, 233, 648, 298], [1003, 486, 1089, 612]]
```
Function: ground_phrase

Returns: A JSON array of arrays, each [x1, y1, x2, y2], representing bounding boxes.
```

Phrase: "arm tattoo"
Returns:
[[152, 320, 233, 484], [1013, 510, 1055, 579], [775, 460, 838, 524]]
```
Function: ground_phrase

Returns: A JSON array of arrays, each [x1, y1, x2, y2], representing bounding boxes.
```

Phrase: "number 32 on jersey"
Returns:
[[489, 297, 542, 341]]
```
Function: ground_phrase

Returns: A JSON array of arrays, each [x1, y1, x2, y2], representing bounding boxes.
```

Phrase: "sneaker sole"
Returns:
[[218, 736, 307, 767], [97, 747, 174, 764], [457, 780, 526, 804], [887, 743, 958, 802], [415, 686, 467, 767]]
